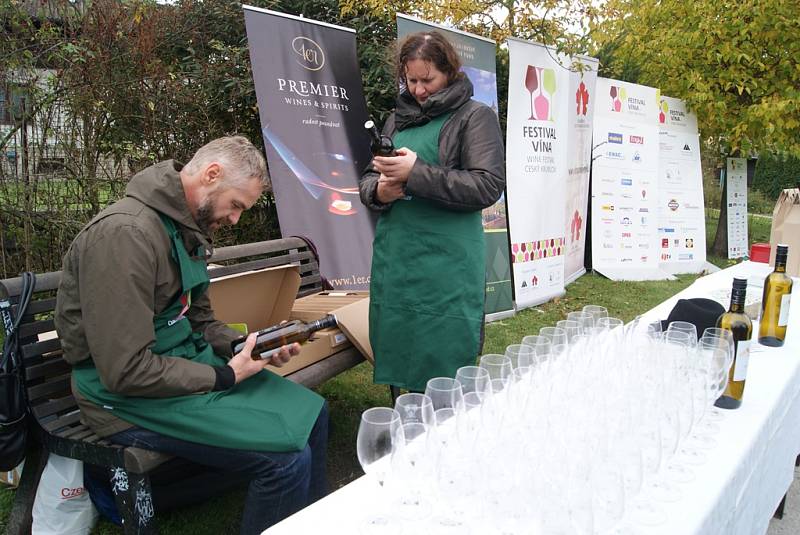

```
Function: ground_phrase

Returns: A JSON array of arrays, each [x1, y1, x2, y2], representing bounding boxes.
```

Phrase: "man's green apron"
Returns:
[[371, 112, 485, 392], [73, 215, 323, 452]]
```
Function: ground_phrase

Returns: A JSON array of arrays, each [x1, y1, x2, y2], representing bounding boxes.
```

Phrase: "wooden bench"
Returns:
[[1, 237, 365, 534]]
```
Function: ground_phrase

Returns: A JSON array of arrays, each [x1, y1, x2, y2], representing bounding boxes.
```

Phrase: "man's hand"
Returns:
[[227, 333, 301, 384]]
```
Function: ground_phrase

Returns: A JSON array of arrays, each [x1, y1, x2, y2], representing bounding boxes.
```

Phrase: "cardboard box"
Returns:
[[1, 461, 23, 488], [208, 266, 371, 376], [768, 188, 800, 276]]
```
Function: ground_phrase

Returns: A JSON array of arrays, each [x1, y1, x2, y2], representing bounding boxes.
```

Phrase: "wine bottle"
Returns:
[[715, 277, 753, 409], [231, 315, 338, 361], [364, 119, 396, 157], [758, 244, 793, 347]]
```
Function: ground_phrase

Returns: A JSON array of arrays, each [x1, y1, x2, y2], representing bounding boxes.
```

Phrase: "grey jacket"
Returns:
[[55, 160, 240, 436], [360, 77, 505, 213]]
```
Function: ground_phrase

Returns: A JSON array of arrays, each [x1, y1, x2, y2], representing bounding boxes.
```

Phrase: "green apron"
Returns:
[[73, 214, 323, 452], [371, 112, 485, 392]]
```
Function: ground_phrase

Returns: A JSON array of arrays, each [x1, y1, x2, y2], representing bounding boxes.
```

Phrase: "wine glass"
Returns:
[[540, 326, 568, 346], [583, 305, 609, 325], [479, 353, 512, 383], [394, 393, 435, 427], [524, 65, 538, 120], [506, 343, 535, 370], [567, 311, 594, 331], [356, 407, 403, 534], [392, 421, 433, 519], [557, 319, 582, 341], [666, 321, 698, 345], [597, 317, 624, 330], [455, 366, 491, 396], [425, 377, 464, 412]]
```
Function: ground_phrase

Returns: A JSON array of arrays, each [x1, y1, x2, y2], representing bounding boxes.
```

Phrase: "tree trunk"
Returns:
[[712, 165, 728, 257]]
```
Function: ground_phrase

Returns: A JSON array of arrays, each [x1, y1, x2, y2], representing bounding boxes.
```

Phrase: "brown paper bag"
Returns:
[[768, 188, 800, 276]]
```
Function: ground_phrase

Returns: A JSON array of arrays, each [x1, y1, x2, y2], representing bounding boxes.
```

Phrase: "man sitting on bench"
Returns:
[[54, 136, 328, 534]]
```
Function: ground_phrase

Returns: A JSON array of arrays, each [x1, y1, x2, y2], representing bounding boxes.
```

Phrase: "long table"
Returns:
[[264, 261, 800, 535]]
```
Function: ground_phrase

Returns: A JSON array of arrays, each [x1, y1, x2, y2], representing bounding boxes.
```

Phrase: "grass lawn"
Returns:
[[0, 211, 774, 534]]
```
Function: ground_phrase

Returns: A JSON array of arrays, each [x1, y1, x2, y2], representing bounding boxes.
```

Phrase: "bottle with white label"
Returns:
[[758, 244, 793, 347], [715, 277, 753, 409]]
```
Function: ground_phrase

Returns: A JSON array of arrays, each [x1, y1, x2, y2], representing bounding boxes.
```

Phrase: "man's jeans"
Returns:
[[108, 402, 329, 534]]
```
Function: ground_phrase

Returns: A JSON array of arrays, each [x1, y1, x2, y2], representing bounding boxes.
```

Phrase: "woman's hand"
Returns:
[[376, 175, 407, 204], [372, 147, 417, 182]]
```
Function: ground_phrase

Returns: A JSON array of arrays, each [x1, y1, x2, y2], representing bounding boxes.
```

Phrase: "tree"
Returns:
[[339, 0, 599, 57], [595, 0, 800, 158], [595, 0, 800, 255]]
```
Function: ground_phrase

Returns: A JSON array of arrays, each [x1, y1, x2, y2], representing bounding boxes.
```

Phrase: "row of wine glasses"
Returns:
[[356, 305, 735, 534]]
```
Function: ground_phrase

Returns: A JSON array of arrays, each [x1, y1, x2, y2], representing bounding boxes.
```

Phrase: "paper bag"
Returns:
[[768, 188, 800, 276]]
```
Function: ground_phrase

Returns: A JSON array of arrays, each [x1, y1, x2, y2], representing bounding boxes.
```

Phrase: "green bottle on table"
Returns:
[[758, 244, 793, 347], [715, 277, 752, 410]]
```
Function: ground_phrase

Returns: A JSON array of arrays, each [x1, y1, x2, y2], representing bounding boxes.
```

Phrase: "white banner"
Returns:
[[591, 78, 670, 280], [564, 58, 598, 284], [657, 95, 707, 273], [726, 157, 748, 259], [505, 39, 570, 309]]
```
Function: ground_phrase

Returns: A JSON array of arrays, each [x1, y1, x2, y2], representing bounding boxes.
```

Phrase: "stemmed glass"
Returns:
[[666, 321, 698, 346], [479, 354, 512, 384], [506, 344, 535, 370], [567, 311, 595, 331], [583, 305, 609, 324], [539, 326, 568, 346], [356, 407, 403, 534], [455, 366, 491, 396], [392, 421, 433, 519], [556, 319, 582, 341], [394, 393, 435, 427], [425, 377, 464, 412]]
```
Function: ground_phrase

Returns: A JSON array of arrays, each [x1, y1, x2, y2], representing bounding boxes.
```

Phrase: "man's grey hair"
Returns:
[[184, 135, 270, 190]]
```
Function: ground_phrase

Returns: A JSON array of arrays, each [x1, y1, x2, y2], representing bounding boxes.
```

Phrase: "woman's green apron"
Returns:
[[73, 215, 323, 452], [371, 112, 485, 392]]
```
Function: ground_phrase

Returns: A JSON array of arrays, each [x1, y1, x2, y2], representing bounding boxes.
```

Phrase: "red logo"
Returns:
[[570, 210, 583, 242], [629, 135, 644, 144], [531, 275, 539, 286], [61, 487, 85, 499], [575, 81, 589, 116], [662, 238, 669, 248]]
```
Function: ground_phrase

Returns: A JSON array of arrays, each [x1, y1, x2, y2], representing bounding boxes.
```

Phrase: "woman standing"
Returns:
[[360, 31, 505, 399]]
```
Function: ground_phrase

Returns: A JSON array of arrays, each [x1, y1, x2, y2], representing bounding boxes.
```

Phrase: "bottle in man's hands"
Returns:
[[231, 315, 338, 361], [365, 119, 396, 157]]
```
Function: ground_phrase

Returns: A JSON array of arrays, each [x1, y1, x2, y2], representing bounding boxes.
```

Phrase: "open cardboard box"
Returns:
[[208, 265, 372, 375]]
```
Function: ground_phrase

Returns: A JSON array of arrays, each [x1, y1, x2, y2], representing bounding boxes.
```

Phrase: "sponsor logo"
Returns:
[[640, 217, 648, 224], [640, 256, 649, 262], [621, 193, 633, 199], [620, 217, 632, 225], [668, 199, 680, 211], [531, 275, 539, 286], [603, 230, 614, 238], [618, 206, 634, 212], [576, 81, 590, 115], [610, 85, 625, 112], [620, 178, 633, 186], [663, 227, 675, 233], [525, 65, 556, 121], [659, 97, 668, 124], [292, 37, 325, 71], [61, 487, 85, 499], [632, 151, 642, 163], [685, 238, 694, 248], [621, 258, 633, 263], [673, 239, 680, 247], [662, 239, 669, 248], [682, 143, 691, 152], [621, 232, 632, 238], [629, 135, 644, 144], [602, 243, 614, 249], [622, 244, 633, 250], [601, 204, 615, 211], [601, 217, 614, 224], [641, 189, 647, 199], [661, 253, 672, 261], [679, 253, 694, 260], [638, 208, 649, 213], [608, 132, 624, 144], [606, 150, 624, 160], [639, 244, 650, 249]]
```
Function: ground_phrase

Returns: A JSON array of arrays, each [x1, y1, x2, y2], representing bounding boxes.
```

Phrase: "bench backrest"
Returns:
[[0, 237, 324, 440]]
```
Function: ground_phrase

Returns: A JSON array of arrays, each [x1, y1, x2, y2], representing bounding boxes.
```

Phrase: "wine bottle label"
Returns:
[[778, 294, 791, 327], [255, 346, 282, 361], [733, 339, 751, 381]]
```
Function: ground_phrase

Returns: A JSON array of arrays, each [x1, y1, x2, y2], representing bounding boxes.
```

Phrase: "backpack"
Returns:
[[0, 271, 36, 471]]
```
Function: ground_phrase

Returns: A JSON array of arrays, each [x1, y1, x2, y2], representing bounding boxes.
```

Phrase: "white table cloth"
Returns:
[[264, 261, 800, 535]]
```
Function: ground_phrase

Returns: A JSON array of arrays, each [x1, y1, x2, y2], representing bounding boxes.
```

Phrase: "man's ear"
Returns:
[[204, 162, 222, 185]]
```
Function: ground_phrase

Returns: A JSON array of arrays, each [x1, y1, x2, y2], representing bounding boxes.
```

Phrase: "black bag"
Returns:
[[0, 271, 36, 471]]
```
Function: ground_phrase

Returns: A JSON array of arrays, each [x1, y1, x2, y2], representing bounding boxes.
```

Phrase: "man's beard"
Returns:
[[195, 196, 218, 235]]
